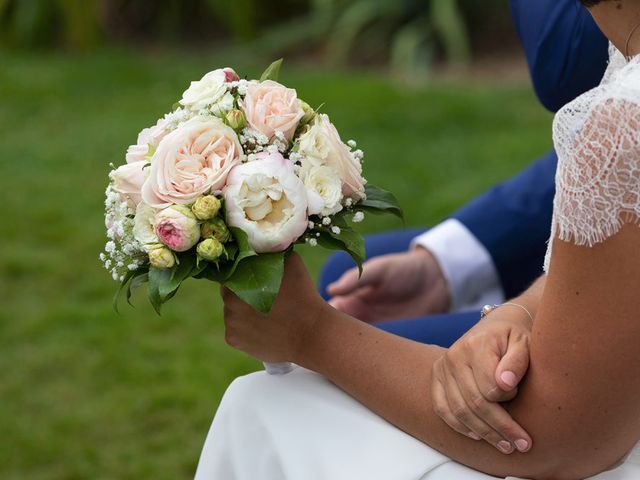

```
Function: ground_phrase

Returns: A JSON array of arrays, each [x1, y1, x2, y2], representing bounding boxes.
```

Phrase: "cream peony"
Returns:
[[111, 161, 147, 206], [297, 114, 366, 200], [241, 80, 304, 141], [126, 118, 170, 164], [223, 153, 308, 253], [300, 163, 343, 216], [142, 116, 243, 209], [180, 68, 237, 111]]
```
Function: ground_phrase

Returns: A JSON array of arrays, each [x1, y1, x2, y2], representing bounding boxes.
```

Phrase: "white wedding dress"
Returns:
[[194, 45, 640, 480]]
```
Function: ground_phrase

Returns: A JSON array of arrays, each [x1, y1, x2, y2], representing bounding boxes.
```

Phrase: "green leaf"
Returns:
[[127, 271, 148, 307], [147, 266, 173, 315], [226, 227, 257, 278], [157, 254, 197, 300], [223, 252, 285, 314], [260, 58, 283, 82], [194, 263, 231, 283], [332, 226, 365, 260], [357, 184, 404, 220], [112, 269, 137, 314], [224, 243, 239, 260], [316, 225, 365, 275]]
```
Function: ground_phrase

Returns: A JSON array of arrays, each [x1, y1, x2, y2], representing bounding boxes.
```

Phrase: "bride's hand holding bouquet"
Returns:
[[221, 253, 328, 367]]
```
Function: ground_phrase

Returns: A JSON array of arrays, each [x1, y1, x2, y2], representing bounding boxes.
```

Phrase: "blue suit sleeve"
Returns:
[[509, 0, 608, 112], [452, 150, 557, 299], [450, 1, 609, 297]]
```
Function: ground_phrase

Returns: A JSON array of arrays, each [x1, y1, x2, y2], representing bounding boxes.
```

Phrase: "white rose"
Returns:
[[133, 202, 159, 248], [141, 116, 243, 209], [297, 114, 366, 200], [223, 152, 308, 253], [210, 91, 235, 117], [300, 163, 343, 216], [111, 161, 147, 207], [180, 69, 229, 111], [126, 118, 170, 164]]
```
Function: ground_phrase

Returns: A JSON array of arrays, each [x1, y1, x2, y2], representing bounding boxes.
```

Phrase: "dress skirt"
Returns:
[[195, 368, 640, 480]]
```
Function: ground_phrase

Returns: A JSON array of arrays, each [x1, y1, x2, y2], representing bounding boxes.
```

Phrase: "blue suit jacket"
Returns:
[[453, 0, 608, 299]]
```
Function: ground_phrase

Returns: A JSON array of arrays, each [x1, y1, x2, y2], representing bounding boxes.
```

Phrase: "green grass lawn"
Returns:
[[0, 48, 552, 479]]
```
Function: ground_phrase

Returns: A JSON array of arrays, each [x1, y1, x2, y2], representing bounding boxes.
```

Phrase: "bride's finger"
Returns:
[[431, 371, 480, 440], [443, 367, 515, 454], [457, 365, 532, 453]]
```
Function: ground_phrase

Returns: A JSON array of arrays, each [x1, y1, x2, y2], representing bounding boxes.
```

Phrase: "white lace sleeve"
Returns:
[[544, 58, 640, 271]]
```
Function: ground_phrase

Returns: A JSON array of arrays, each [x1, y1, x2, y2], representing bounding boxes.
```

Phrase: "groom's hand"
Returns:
[[431, 307, 533, 455], [326, 247, 450, 322]]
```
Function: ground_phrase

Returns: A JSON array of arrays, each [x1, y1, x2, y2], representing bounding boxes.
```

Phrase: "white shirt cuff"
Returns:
[[411, 219, 505, 312]]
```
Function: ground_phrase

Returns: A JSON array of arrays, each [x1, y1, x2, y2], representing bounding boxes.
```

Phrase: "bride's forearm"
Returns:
[[297, 265, 632, 480], [296, 239, 640, 480], [296, 305, 552, 479]]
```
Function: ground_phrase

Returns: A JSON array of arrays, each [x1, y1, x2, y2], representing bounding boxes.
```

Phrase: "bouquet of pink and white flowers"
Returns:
[[102, 60, 401, 315]]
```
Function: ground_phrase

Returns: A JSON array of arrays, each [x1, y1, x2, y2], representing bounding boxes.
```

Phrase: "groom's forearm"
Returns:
[[295, 302, 572, 479]]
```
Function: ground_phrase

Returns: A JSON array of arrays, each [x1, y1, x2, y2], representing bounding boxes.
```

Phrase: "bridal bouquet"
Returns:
[[101, 60, 401, 315]]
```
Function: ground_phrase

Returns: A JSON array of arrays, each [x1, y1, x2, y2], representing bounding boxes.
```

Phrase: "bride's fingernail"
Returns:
[[500, 371, 518, 388], [497, 441, 514, 454], [515, 439, 529, 452], [468, 432, 481, 440]]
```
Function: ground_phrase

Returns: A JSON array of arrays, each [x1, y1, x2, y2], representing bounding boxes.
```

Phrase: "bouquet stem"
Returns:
[[263, 362, 296, 375]]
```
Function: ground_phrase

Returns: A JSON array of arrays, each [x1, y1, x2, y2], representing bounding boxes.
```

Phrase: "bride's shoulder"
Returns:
[[554, 59, 640, 165]]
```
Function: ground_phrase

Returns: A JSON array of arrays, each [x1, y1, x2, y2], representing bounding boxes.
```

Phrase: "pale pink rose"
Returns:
[[297, 114, 366, 200], [155, 205, 201, 252], [223, 152, 308, 253], [111, 161, 147, 206], [126, 118, 170, 164], [142, 116, 243, 209], [241, 80, 304, 141]]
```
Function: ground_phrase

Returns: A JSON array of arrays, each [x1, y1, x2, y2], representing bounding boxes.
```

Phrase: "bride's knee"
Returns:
[[218, 371, 271, 411]]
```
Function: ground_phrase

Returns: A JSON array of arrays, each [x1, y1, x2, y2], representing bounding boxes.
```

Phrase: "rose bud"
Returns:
[[223, 67, 240, 83], [225, 109, 246, 131], [298, 99, 315, 126], [196, 237, 225, 262], [155, 205, 201, 252], [148, 244, 176, 269], [192, 195, 221, 220], [201, 217, 232, 243]]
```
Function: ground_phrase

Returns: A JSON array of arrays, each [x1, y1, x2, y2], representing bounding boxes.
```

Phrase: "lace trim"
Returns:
[[544, 48, 640, 271]]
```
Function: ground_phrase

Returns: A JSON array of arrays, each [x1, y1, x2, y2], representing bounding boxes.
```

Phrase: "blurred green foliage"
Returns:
[[0, 48, 551, 478], [0, 0, 513, 76]]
